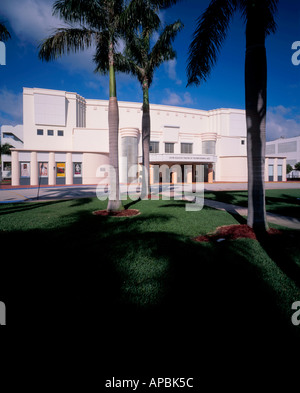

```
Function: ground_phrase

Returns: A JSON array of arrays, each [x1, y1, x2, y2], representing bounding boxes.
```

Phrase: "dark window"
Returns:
[[37, 129, 43, 136], [3, 162, 11, 171], [47, 130, 54, 136], [181, 143, 193, 154], [268, 165, 274, 181], [277, 165, 283, 181], [57, 130, 64, 136], [165, 143, 174, 153], [3, 132, 23, 142], [150, 141, 159, 153]]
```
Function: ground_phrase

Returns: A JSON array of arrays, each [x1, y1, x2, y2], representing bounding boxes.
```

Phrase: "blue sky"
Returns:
[[0, 0, 300, 140]]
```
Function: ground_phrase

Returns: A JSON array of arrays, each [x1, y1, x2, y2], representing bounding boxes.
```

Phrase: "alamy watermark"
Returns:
[[291, 301, 300, 326], [0, 301, 6, 325], [95, 162, 205, 212], [291, 41, 300, 66], [0, 41, 6, 66]]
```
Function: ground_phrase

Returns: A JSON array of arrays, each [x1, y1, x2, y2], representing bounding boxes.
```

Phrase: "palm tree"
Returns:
[[187, 0, 278, 232], [106, 1, 183, 197], [39, 0, 134, 212]]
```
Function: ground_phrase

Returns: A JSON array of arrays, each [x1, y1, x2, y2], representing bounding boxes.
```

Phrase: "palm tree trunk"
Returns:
[[107, 41, 122, 211], [245, 10, 268, 232], [141, 78, 151, 198]]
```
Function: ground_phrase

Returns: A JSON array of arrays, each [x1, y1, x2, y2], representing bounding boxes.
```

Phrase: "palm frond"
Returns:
[[114, 53, 144, 81], [151, 19, 183, 59], [124, 33, 146, 67], [38, 27, 95, 61], [186, 0, 237, 86], [122, 0, 161, 33], [148, 0, 180, 9], [149, 20, 183, 83], [53, 0, 112, 31], [93, 31, 110, 74], [0, 22, 11, 41]]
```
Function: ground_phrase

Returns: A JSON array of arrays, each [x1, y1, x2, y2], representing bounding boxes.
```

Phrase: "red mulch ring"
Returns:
[[93, 209, 140, 217], [193, 224, 282, 243]]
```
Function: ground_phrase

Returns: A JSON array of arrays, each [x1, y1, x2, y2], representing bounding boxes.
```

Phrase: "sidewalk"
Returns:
[[204, 198, 300, 230]]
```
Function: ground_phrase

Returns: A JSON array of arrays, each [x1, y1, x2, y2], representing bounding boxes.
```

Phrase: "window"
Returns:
[[268, 165, 274, 181], [150, 141, 159, 153], [3, 162, 11, 171], [37, 129, 43, 136], [57, 130, 64, 136], [181, 143, 193, 154], [73, 162, 82, 177], [278, 165, 283, 181], [47, 129, 54, 136], [165, 143, 174, 154], [202, 141, 215, 155], [3, 133, 23, 143]]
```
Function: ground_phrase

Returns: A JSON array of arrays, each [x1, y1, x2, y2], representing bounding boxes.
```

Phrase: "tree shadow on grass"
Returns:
[[204, 190, 248, 206], [256, 229, 300, 288], [2, 206, 299, 371], [0, 199, 68, 216]]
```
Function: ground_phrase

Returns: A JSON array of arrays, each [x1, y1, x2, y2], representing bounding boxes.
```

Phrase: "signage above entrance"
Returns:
[[149, 153, 217, 163]]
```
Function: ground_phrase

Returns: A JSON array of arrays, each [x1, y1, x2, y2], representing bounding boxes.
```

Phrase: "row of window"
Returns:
[[150, 142, 194, 154], [268, 164, 283, 181], [150, 141, 219, 155], [37, 129, 64, 136]]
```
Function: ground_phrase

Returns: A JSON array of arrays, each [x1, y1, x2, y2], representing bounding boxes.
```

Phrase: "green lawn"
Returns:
[[205, 188, 300, 218], [0, 197, 299, 349]]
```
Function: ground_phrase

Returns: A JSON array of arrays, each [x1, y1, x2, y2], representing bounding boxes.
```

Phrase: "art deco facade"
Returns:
[[7, 87, 286, 186]]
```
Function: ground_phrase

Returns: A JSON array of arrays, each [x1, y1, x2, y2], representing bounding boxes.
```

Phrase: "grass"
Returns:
[[205, 188, 300, 218], [0, 197, 299, 364]]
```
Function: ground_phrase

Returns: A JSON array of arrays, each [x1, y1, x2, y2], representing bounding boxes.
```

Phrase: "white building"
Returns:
[[266, 136, 300, 167], [8, 87, 286, 186], [1, 124, 23, 179], [266, 135, 300, 181]]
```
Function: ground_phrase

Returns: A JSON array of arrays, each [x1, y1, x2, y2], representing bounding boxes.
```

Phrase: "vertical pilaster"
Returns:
[[273, 158, 278, 181], [66, 152, 73, 185], [186, 165, 193, 184], [282, 158, 287, 182], [49, 152, 55, 185], [208, 164, 213, 184], [265, 158, 269, 182], [11, 150, 20, 186], [30, 152, 38, 186]]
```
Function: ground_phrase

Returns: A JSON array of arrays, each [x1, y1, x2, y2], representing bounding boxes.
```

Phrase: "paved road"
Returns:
[[0, 184, 98, 203], [0, 181, 299, 203], [204, 198, 300, 230]]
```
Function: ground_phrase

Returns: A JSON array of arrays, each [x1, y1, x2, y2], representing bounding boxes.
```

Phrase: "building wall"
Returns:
[[219, 156, 248, 182], [7, 87, 288, 186], [1, 124, 23, 179], [266, 136, 300, 167]]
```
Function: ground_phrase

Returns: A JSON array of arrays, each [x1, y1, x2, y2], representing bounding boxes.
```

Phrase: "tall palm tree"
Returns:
[[187, 0, 278, 232], [106, 2, 183, 197], [39, 0, 133, 212]]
